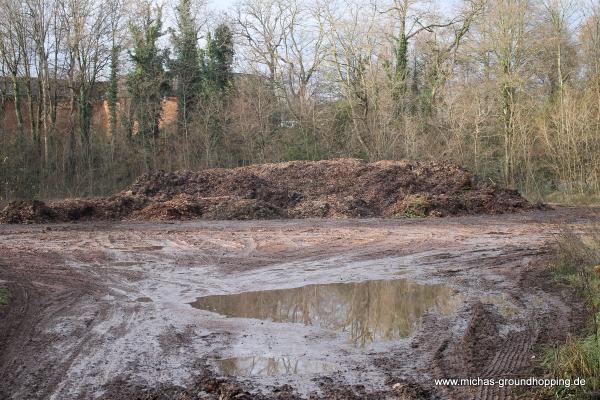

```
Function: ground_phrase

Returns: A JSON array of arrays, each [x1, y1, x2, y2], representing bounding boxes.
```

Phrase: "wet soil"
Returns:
[[0, 207, 596, 399], [0, 159, 535, 223]]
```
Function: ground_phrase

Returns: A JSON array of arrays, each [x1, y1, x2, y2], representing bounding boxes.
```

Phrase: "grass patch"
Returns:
[[540, 227, 600, 399], [397, 195, 431, 218], [0, 288, 8, 306], [543, 336, 600, 399]]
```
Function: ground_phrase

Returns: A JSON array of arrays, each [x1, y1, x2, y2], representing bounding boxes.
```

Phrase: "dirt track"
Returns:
[[0, 208, 595, 399]]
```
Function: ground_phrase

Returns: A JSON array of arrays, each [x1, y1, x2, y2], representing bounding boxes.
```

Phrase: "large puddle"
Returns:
[[211, 356, 338, 376], [191, 279, 462, 348]]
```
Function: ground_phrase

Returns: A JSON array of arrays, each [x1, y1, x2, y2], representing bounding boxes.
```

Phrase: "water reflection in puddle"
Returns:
[[211, 356, 337, 376], [191, 279, 461, 347]]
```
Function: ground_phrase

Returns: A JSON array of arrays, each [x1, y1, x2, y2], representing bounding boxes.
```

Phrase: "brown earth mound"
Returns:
[[0, 159, 536, 223]]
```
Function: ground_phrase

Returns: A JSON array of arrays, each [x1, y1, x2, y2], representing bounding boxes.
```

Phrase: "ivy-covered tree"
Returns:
[[169, 0, 201, 133], [107, 43, 120, 136], [200, 23, 234, 95], [126, 4, 169, 139], [196, 23, 235, 164]]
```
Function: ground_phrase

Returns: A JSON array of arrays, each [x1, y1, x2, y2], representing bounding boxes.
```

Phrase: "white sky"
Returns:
[[209, 0, 237, 11], [206, 0, 460, 13]]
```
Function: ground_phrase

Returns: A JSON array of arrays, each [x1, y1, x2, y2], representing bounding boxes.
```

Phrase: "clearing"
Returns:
[[0, 208, 595, 399]]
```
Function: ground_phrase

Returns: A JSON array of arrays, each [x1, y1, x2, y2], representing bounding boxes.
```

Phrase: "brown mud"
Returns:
[[0, 207, 595, 399], [0, 159, 535, 223]]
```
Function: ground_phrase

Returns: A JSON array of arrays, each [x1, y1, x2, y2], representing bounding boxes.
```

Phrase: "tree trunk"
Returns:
[[10, 74, 23, 134]]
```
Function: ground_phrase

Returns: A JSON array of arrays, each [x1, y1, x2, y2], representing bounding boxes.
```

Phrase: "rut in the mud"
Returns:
[[0, 159, 535, 223]]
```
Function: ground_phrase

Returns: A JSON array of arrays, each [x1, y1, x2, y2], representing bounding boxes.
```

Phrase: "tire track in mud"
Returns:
[[432, 300, 549, 400], [430, 293, 547, 400], [0, 251, 111, 400], [482, 329, 537, 378], [475, 328, 539, 400]]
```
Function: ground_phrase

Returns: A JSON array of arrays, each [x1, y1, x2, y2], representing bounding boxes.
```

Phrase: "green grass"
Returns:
[[399, 195, 430, 218], [542, 336, 600, 399], [0, 288, 8, 306], [540, 228, 600, 399]]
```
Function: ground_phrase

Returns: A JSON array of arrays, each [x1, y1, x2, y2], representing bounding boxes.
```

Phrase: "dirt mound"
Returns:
[[0, 159, 536, 223], [0, 200, 57, 223], [129, 194, 285, 221]]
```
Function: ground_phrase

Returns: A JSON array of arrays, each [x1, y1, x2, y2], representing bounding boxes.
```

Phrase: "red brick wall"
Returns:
[[1, 97, 178, 135]]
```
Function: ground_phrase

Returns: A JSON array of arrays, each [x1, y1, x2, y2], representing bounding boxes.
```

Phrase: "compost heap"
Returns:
[[0, 159, 536, 223]]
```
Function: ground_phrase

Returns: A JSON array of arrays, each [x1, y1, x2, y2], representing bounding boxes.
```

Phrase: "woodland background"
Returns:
[[0, 0, 598, 203]]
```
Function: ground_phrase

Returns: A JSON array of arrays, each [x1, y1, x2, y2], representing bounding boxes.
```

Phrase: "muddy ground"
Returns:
[[0, 207, 595, 400]]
